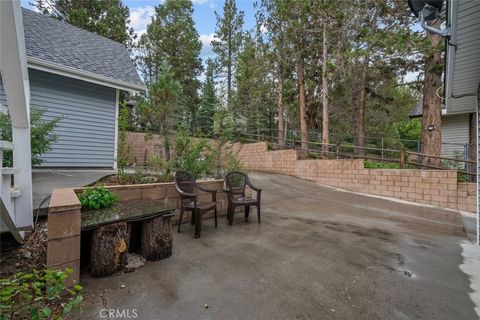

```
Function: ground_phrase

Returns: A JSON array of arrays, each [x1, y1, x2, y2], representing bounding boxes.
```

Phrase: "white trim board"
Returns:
[[113, 89, 119, 170], [27, 57, 146, 93]]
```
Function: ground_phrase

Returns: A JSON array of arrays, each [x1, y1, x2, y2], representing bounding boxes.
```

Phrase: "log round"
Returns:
[[90, 222, 128, 277], [141, 214, 173, 261]]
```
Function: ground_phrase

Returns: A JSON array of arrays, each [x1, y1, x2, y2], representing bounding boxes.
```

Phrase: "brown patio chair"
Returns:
[[224, 172, 262, 225], [174, 170, 217, 238]]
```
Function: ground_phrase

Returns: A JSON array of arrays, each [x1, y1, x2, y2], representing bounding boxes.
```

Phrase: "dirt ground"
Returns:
[[78, 173, 477, 319], [0, 221, 47, 277]]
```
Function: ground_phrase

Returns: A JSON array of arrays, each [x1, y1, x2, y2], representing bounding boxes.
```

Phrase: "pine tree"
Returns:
[[198, 59, 218, 136], [257, 0, 294, 146], [34, 0, 134, 45], [212, 0, 245, 114], [138, 62, 182, 161], [137, 0, 203, 133], [420, 19, 443, 166]]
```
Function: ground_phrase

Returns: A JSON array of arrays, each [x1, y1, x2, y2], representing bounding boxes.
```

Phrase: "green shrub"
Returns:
[[117, 103, 131, 184], [148, 156, 172, 176], [224, 152, 243, 173], [0, 268, 83, 320], [0, 108, 60, 167], [79, 187, 117, 210], [364, 159, 401, 169], [171, 131, 213, 179]]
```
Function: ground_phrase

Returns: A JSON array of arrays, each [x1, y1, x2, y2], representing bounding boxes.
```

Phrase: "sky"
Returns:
[[21, 0, 260, 60]]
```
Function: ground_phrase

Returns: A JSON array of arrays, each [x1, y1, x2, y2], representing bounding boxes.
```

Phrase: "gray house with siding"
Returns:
[[409, 0, 479, 162], [409, 101, 475, 159], [443, 0, 479, 162], [443, 0, 480, 245], [0, 8, 144, 169]]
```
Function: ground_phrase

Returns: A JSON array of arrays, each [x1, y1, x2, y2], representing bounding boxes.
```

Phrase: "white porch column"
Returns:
[[0, 0, 33, 231], [12, 128, 33, 228]]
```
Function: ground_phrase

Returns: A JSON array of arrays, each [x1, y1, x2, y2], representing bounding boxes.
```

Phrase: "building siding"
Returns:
[[477, 84, 479, 245], [0, 69, 116, 168], [441, 114, 471, 158], [446, 0, 480, 114]]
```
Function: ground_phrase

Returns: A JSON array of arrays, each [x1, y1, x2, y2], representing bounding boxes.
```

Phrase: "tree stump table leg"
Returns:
[[141, 214, 173, 261], [90, 222, 128, 277]]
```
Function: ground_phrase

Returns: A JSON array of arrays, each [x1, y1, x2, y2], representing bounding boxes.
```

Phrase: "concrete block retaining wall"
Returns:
[[236, 142, 475, 213], [124, 133, 474, 212], [126, 132, 165, 165]]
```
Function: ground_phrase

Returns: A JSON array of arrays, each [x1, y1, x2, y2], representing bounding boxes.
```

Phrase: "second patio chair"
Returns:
[[224, 172, 262, 225], [174, 170, 217, 238]]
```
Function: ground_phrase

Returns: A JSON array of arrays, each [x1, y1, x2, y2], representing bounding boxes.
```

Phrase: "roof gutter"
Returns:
[[27, 56, 146, 93], [444, 0, 457, 108]]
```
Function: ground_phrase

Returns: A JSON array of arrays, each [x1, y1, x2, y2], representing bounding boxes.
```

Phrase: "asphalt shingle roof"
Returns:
[[22, 8, 144, 90]]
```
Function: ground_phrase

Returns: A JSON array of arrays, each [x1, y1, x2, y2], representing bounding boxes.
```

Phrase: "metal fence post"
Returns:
[[381, 138, 384, 163], [465, 143, 471, 180], [400, 149, 405, 169]]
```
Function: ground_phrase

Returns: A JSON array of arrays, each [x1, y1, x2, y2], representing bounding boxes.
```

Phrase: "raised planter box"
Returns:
[[47, 179, 228, 283]]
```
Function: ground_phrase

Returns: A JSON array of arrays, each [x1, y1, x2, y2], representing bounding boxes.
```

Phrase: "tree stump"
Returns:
[[90, 222, 128, 277], [141, 214, 173, 261]]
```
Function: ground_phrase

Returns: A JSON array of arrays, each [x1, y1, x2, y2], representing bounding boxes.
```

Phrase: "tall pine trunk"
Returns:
[[277, 62, 285, 147], [322, 22, 329, 156], [355, 9, 376, 156], [297, 43, 308, 151], [227, 30, 232, 114], [356, 52, 369, 156], [421, 19, 443, 167]]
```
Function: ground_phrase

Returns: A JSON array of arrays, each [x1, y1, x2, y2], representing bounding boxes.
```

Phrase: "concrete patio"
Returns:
[[32, 169, 114, 214], [81, 173, 479, 320]]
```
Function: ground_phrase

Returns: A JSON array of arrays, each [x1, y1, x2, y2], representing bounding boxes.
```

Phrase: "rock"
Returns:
[[124, 253, 146, 272]]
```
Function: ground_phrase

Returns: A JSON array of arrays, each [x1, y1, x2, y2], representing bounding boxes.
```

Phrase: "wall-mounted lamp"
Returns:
[[407, 0, 450, 37]]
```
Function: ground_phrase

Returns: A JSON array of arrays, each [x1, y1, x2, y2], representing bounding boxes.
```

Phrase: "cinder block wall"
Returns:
[[236, 142, 476, 213], [126, 132, 165, 165], [124, 136, 475, 213], [457, 183, 476, 212], [125, 132, 221, 165], [47, 189, 82, 286]]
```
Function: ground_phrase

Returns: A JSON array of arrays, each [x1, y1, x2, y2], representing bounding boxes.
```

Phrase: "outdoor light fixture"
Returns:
[[407, 0, 450, 37]]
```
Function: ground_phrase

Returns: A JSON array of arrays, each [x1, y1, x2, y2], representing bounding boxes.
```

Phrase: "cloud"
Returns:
[[259, 23, 267, 34], [199, 33, 217, 59], [129, 6, 155, 37], [192, 0, 216, 9]]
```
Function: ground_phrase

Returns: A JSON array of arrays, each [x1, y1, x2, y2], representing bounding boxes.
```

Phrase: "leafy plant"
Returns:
[[117, 103, 131, 185], [136, 61, 182, 161], [224, 152, 242, 173], [0, 108, 60, 167], [211, 108, 241, 178], [0, 268, 83, 320], [364, 159, 401, 169], [132, 167, 149, 184], [307, 152, 320, 159], [148, 156, 172, 177], [171, 131, 213, 179], [78, 187, 118, 210]]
